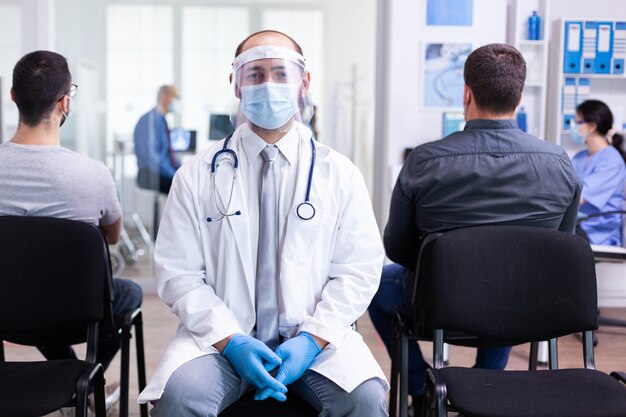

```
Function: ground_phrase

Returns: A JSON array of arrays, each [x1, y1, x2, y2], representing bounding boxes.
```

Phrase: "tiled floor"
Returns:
[[5, 255, 626, 416]]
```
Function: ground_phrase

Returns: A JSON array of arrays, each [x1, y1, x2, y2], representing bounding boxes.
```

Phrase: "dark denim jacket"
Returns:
[[384, 119, 582, 269]]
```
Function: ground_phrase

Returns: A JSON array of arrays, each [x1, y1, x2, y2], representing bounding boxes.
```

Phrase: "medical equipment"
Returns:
[[207, 133, 317, 222]]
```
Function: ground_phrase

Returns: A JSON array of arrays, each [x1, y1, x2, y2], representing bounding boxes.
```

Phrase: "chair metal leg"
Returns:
[[598, 315, 626, 328], [134, 312, 149, 417], [152, 195, 160, 240], [92, 368, 107, 417], [389, 320, 400, 417], [529, 341, 538, 370], [399, 331, 409, 417], [120, 326, 131, 417]]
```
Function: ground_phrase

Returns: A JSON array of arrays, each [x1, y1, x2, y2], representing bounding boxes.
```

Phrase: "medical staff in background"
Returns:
[[133, 85, 181, 194], [571, 99, 626, 245], [138, 30, 388, 417]]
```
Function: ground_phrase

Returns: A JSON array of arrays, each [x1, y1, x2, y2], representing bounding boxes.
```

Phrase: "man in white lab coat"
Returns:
[[139, 30, 388, 416]]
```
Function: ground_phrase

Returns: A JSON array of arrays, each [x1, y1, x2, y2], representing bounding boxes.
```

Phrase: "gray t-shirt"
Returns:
[[0, 141, 122, 226]]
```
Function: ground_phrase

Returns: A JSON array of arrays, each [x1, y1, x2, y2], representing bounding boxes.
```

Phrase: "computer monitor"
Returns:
[[170, 128, 197, 153], [442, 112, 466, 137], [209, 114, 235, 140]]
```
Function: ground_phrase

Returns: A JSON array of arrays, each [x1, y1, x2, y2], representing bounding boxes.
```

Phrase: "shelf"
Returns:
[[561, 73, 626, 79], [518, 40, 546, 46]]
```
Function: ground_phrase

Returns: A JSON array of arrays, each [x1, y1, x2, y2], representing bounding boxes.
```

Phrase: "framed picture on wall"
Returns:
[[426, 0, 473, 27], [422, 42, 472, 110]]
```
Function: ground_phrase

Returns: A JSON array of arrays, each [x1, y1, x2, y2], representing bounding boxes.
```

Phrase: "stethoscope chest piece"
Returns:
[[296, 201, 316, 220]]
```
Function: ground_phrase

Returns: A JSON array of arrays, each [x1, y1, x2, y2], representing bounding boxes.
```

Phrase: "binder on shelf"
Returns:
[[595, 22, 613, 74], [564, 21, 583, 73], [582, 21, 598, 74], [612, 22, 626, 74], [562, 77, 577, 130], [576, 78, 591, 105]]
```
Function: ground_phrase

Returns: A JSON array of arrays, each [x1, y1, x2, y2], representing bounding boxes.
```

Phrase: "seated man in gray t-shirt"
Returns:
[[0, 50, 142, 406]]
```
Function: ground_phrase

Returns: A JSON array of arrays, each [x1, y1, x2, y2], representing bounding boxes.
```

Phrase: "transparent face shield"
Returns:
[[231, 45, 314, 136]]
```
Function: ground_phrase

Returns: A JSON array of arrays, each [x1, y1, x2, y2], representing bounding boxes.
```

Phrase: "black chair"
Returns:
[[418, 225, 626, 417], [0, 216, 107, 417], [219, 390, 318, 417], [0, 216, 148, 417], [389, 232, 545, 417]]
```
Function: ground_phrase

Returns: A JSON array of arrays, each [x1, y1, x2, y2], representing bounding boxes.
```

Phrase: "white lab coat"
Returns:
[[138, 123, 387, 403]]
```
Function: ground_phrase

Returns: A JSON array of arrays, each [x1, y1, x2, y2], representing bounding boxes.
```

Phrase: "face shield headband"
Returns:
[[231, 45, 310, 131]]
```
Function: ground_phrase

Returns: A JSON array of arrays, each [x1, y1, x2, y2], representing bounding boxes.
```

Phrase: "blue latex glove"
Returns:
[[254, 332, 322, 401], [222, 334, 288, 400]]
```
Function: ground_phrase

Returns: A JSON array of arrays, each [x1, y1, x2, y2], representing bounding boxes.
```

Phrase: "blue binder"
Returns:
[[595, 22, 614, 74], [612, 22, 626, 74], [582, 22, 598, 73], [562, 77, 577, 130], [564, 21, 583, 73]]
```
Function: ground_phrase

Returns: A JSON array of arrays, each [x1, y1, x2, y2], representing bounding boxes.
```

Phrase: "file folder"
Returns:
[[612, 22, 626, 74], [582, 21, 598, 73], [562, 77, 577, 130], [595, 22, 613, 74], [577, 78, 591, 106], [564, 21, 583, 73]]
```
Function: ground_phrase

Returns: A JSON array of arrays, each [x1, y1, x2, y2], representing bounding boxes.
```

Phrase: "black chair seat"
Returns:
[[219, 390, 318, 417], [0, 360, 99, 417], [431, 367, 626, 417]]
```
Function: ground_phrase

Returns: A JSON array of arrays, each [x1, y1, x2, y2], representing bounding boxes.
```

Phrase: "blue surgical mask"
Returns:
[[570, 123, 586, 145], [240, 82, 299, 130], [168, 98, 181, 114]]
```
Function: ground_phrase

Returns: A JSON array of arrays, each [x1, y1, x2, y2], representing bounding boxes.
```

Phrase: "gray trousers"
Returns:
[[150, 354, 388, 417]]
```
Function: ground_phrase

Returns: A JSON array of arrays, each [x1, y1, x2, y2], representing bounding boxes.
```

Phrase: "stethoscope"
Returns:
[[207, 132, 317, 222]]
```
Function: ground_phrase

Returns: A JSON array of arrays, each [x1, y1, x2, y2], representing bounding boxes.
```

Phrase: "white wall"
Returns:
[[373, 0, 508, 227], [322, 0, 377, 190]]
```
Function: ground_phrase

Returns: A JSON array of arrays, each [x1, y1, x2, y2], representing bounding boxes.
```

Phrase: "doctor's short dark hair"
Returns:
[[464, 43, 526, 115], [12, 50, 71, 127]]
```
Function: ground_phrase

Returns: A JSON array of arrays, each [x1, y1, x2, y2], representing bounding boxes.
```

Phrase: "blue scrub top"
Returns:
[[572, 146, 626, 245]]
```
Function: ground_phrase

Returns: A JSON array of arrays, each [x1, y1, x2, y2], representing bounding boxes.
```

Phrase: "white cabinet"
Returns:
[[508, 0, 550, 139], [547, 18, 626, 155]]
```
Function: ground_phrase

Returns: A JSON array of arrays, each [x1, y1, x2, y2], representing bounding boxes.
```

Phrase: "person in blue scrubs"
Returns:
[[571, 100, 626, 246]]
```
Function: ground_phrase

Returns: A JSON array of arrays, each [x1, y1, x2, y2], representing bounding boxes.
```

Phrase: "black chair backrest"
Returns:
[[420, 225, 599, 346], [0, 216, 109, 346]]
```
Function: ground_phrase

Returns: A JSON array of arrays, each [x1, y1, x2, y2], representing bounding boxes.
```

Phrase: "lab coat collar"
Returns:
[[239, 123, 299, 166]]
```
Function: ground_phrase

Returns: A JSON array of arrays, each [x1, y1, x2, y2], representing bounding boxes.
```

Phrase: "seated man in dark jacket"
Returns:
[[368, 43, 581, 417]]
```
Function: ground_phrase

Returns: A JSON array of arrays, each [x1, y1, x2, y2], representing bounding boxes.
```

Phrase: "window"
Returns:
[[181, 6, 249, 148], [261, 9, 324, 108], [106, 4, 174, 146], [0, 4, 22, 140]]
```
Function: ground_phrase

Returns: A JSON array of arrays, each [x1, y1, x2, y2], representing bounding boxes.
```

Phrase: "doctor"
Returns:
[[139, 30, 388, 417]]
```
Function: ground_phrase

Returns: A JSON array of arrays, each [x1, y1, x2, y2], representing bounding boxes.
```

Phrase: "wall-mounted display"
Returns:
[[426, 0, 473, 26], [422, 42, 471, 109]]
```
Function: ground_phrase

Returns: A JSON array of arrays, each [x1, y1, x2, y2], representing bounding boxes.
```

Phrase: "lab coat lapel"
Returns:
[[224, 174, 255, 304], [212, 149, 255, 306], [282, 139, 329, 271]]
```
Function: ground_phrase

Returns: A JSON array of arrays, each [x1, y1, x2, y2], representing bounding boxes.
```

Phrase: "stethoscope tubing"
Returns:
[[209, 131, 316, 222]]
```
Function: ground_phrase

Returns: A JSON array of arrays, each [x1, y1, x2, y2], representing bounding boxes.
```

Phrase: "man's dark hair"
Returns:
[[235, 30, 303, 58], [464, 43, 526, 115], [12, 50, 71, 126]]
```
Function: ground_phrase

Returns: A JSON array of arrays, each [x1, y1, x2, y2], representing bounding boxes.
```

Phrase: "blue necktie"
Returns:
[[256, 146, 280, 349]]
